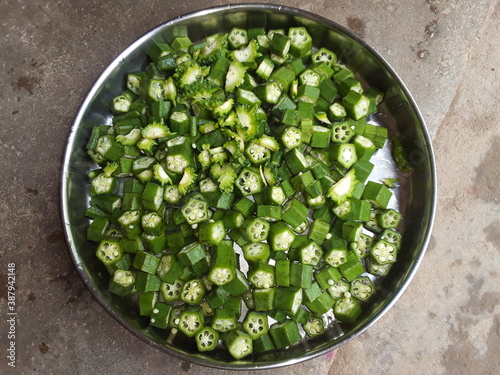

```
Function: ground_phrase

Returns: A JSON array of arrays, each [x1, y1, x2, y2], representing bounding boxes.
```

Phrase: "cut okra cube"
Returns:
[[305, 291, 335, 317], [333, 294, 362, 323], [135, 271, 161, 292], [269, 320, 301, 349], [362, 181, 393, 209], [138, 291, 158, 316], [253, 287, 275, 311], [338, 251, 365, 282], [208, 245, 236, 286], [273, 286, 303, 315], [177, 241, 209, 266], [108, 270, 135, 296], [132, 250, 159, 274], [222, 329, 253, 360]]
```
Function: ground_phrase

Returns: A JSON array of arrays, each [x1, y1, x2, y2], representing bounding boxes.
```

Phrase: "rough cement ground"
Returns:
[[0, 1, 498, 374]]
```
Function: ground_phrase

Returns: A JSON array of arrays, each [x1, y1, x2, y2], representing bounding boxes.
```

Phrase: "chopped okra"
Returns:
[[85, 24, 410, 359]]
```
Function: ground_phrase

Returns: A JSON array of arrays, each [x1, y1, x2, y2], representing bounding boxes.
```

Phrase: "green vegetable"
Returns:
[[84, 25, 409, 358]]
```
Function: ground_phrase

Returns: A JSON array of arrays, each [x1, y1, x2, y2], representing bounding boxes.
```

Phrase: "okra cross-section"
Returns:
[[235, 167, 264, 196], [181, 197, 209, 225], [180, 278, 205, 305]]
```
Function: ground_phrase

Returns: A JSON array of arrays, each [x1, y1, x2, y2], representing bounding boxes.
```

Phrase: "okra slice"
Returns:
[[177, 241, 209, 267], [133, 250, 160, 274], [333, 293, 362, 323], [269, 320, 301, 349], [377, 208, 402, 229], [338, 251, 365, 282], [225, 268, 251, 297], [248, 263, 275, 289], [288, 27, 312, 58], [290, 262, 313, 289], [324, 239, 348, 268], [326, 279, 350, 300], [139, 291, 158, 316], [242, 242, 270, 264], [208, 245, 237, 286], [256, 205, 282, 222], [268, 221, 296, 252], [242, 311, 269, 340], [370, 239, 398, 265], [253, 333, 276, 353], [328, 169, 358, 204], [196, 326, 219, 352], [281, 198, 309, 228], [305, 291, 335, 317], [253, 288, 275, 312], [379, 228, 402, 249], [222, 329, 253, 360], [198, 220, 226, 246], [366, 258, 393, 277], [243, 217, 270, 243], [150, 302, 172, 329], [180, 278, 205, 305], [273, 286, 303, 315], [275, 259, 291, 287], [156, 254, 183, 283], [141, 211, 166, 237], [296, 240, 323, 266], [108, 270, 135, 296], [96, 239, 123, 265], [135, 271, 161, 292], [141, 182, 164, 212], [303, 317, 325, 338], [350, 276, 375, 302], [349, 232, 374, 259], [178, 306, 205, 337], [342, 220, 364, 242], [87, 216, 111, 244], [181, 197, 209, 225], [236, 167, 264, 196], [212, 308, 238, 333], [160, 279, 184, 302]]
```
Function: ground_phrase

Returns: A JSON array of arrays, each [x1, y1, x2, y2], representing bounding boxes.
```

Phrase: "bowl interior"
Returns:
[[61, 4, 436, 369]]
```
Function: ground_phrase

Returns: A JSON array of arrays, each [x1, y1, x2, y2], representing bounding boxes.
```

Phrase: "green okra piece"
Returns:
[[178, 306, 205, 337], [195, 326, 219, 352], [242, 311, 269, 340], [268, 221, 296, 252], [248, 263, 275, 289], [156, 254, 183, 283], [305, 291, 335, 317], [242, 242, 270, 264], [377, 208, 402, 229], [138, 291, 158, 316], [338, 251, 365, 281], [242, 217, 270, 243], [150, 302, 172, 329], [208, 244, 237, 286], [253, 287, 275, 312], [273, 286, 303, 316], [108, 269, 135, 296], [135, 271, 161, 293], [222, 329, 253, 360], [177, 241, 209, 267], [269, 320, 301, 349], [333, 293, 362, 324], [160, 279, 184, 302], [198, 220, 225, 246]]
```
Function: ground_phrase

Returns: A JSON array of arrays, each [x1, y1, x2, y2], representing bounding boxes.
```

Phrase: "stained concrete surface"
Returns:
[[0, 0, 498, 374]]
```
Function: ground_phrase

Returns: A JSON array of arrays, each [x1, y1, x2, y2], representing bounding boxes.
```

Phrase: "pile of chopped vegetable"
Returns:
[[84, 26, 408, 359]]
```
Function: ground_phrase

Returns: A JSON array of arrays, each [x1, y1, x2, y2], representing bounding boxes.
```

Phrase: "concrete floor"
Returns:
[[0, 0, 498, 374]]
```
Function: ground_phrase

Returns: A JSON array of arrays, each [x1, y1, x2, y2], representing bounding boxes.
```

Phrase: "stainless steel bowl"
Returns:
[[61, 3, 436, 369]]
